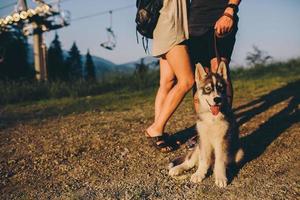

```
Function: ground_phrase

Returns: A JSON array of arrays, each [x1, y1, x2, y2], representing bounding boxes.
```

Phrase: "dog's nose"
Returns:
[[214, 97, 222, 104]]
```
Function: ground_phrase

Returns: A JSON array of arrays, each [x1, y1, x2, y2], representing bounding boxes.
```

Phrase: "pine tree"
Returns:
[[66, 42, 82, 80], [135, 58, 148, 79], [84, 50, 96, 81], [134, 58, 149, 89], [47, 33, 66, 80], [0, 29, 34, 80]]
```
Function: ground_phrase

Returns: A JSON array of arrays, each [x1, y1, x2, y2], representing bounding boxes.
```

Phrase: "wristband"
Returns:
[[226, 3, 239, 14], [223, 13, 234, 21]]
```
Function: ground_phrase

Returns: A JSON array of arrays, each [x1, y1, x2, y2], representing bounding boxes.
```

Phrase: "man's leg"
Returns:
[[185, 86, 199, 150], [188, 36, 210, 150]]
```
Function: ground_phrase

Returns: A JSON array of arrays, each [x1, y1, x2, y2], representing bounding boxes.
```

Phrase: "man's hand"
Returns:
[[214, 7, 234, 36]]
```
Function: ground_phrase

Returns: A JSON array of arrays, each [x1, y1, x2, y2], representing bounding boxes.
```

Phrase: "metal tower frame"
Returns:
[[0, 0, 70, 81]]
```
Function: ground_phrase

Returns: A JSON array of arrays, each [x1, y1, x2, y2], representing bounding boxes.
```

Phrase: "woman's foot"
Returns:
[[146, 125, 163, 138], [145, 125, 177, 153]]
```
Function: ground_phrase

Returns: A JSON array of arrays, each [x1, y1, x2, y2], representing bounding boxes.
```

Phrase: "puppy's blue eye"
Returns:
[[204, 87, 212, 93]]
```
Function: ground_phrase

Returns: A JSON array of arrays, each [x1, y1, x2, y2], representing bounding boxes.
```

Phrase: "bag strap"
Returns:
[[136, 0, 142, 8], [142, 37, 150, 54]]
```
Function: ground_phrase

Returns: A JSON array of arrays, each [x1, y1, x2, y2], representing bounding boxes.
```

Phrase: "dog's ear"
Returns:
[[195, 63, 207, 82], [217, 61, 228, 80], [195, 63, 207, 89]]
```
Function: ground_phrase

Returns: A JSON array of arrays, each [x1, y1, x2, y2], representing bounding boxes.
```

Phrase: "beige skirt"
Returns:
[[152, 0, 189, 57]]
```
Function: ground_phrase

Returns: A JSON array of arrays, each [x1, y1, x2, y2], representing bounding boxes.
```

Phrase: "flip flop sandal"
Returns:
[[145, 132, 176, 153]]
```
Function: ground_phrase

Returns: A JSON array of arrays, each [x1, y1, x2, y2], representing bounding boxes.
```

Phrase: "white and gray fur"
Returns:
[[168, 62, 244, 188]]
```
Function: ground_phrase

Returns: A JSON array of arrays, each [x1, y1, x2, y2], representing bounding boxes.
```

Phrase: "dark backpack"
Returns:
[[135, 0, 163, 39]]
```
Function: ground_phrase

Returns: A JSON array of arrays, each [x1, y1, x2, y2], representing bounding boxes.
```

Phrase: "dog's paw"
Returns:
[[169, 166, 182, 176], [215, 176, 228, 188], [168, 162, 175, 170], [190, 172, 205, 183]]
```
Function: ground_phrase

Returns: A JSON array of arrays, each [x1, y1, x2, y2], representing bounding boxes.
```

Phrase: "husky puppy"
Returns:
[[168, 62, 244, 188]]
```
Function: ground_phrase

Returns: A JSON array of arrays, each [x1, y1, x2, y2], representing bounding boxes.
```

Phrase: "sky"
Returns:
[[1, 0, 300, 66]]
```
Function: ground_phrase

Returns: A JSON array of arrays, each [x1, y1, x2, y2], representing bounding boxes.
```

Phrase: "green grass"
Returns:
[[0, 70, 160, 105], [231, 58, 300, 81]]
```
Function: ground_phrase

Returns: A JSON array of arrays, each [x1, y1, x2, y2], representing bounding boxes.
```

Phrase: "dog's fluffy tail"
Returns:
[[168, 155, 186, 169], [168, 148, 199, 169], [235, 148, 244, 166]]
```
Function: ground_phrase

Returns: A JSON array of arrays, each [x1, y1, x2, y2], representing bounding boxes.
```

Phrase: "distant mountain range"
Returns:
[[28, 46, 158, 80], [116, 56, 159, 70]]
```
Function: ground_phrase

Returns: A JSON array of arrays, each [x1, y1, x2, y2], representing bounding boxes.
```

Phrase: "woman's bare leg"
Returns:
[[147, 45, 194, 136], [154, 58, 176, 122]]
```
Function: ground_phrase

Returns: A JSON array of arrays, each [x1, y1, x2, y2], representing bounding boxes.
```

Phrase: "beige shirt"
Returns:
[[152, 0, 189, 57]]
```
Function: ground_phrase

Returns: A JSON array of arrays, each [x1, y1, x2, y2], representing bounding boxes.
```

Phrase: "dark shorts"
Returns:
[[188, 26, 238, 67]]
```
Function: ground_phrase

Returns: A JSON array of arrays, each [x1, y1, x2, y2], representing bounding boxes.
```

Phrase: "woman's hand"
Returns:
[[214, 7, 234, 36]]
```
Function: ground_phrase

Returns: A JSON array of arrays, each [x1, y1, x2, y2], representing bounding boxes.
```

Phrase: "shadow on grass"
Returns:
[[0, 90, 152, 131], [239, 80, 300, 163], [234, 80, 300, 127], [170, 125, 197, 147], [227, 80, 300, 183], [0, 97, 103, 131]]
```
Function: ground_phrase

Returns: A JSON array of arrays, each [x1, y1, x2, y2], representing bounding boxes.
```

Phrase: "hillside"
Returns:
[[116, 56, 159, 70], [28, 46, 160, 79], [27, 45, 141, 79], [0, 62, 299, 199]]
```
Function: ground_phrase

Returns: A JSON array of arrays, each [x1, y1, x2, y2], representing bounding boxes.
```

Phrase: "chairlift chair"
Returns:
[[100, 10, 117, 50], [52, 0, 71, 26]]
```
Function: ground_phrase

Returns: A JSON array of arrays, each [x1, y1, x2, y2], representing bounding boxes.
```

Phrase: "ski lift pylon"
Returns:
[[100, 10, 117, 51], [0, 47, 6, 63]]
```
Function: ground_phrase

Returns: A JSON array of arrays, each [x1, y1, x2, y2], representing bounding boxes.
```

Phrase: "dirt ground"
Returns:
[[0, 80, 299, 200]]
